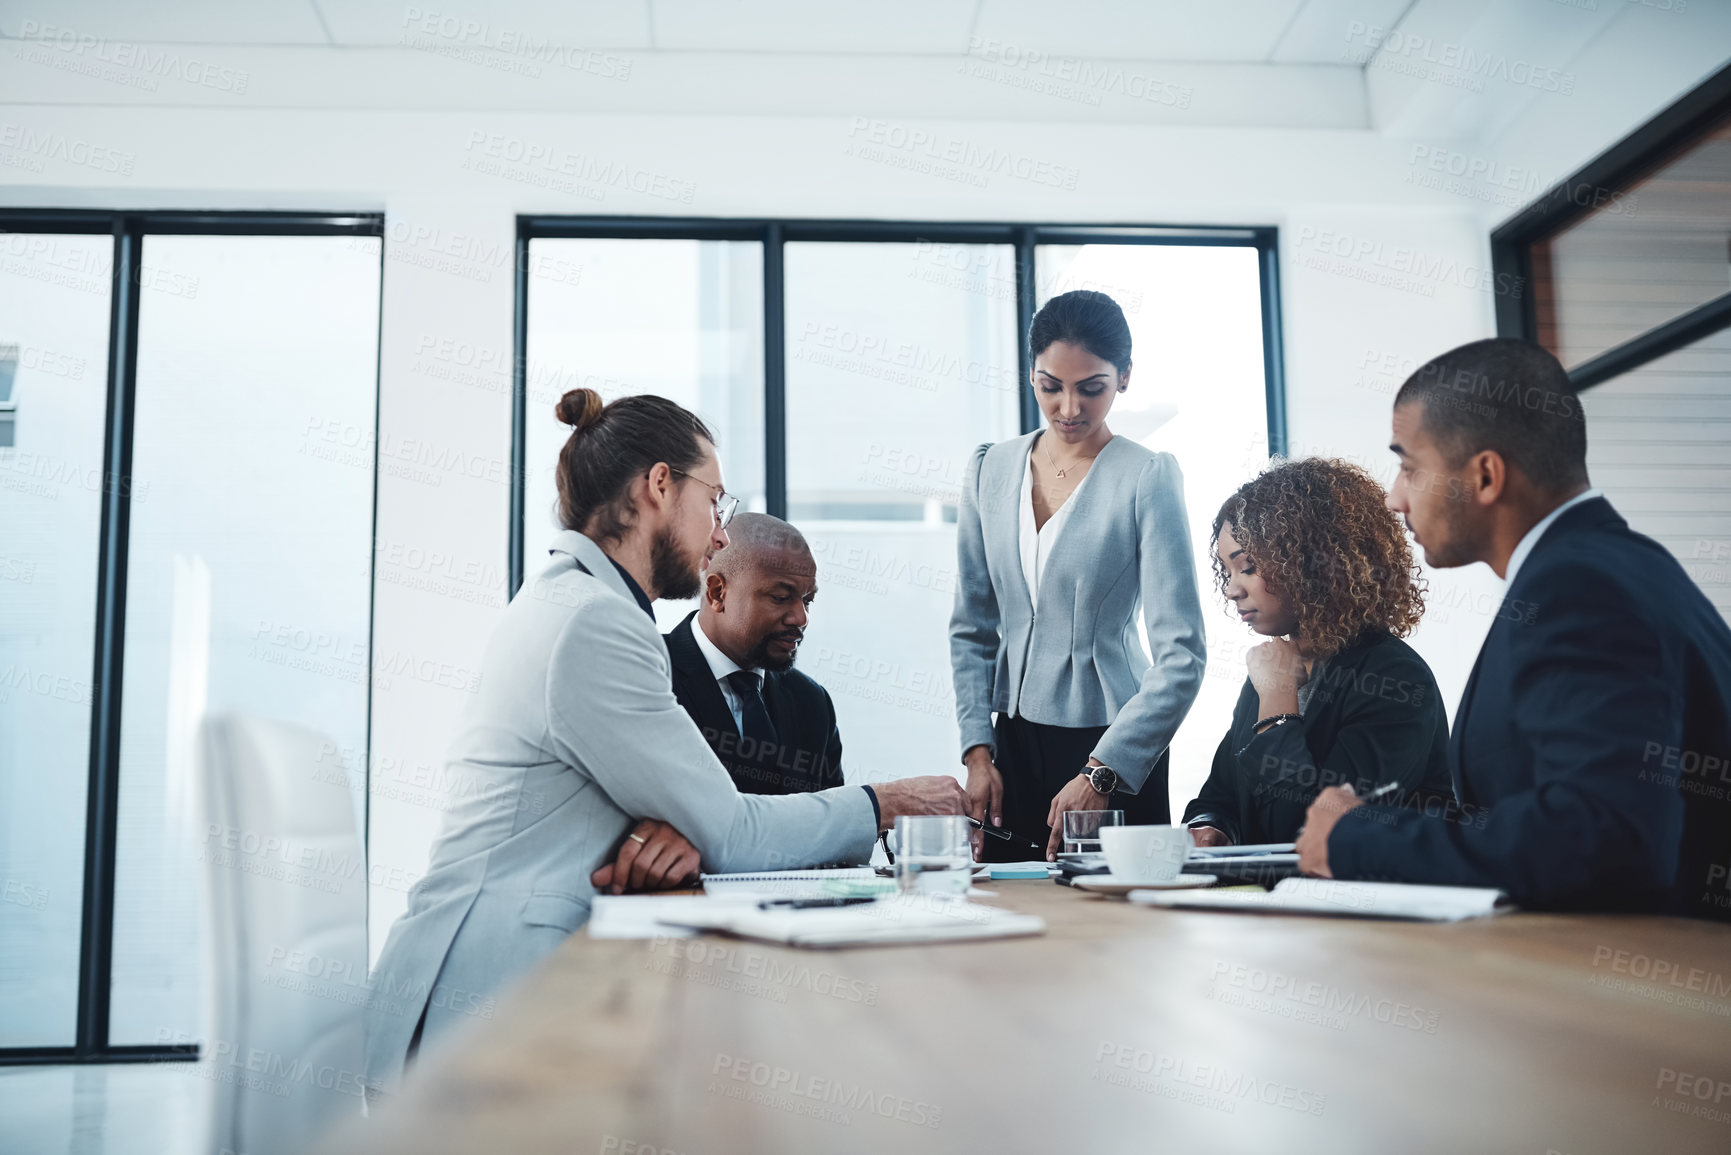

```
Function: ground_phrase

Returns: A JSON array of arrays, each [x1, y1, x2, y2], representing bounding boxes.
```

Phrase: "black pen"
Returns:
[[757, 896, 878, 910], [967, 815, 1045, 854]]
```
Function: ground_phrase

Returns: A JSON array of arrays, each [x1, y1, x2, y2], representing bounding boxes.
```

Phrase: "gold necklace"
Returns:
[[1043, 434, 1098, 480]]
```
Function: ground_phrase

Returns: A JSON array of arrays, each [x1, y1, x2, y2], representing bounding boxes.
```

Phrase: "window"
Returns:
[[784, 241, 1020, 785], [522, 236, 763, 629], [1495, 64, 1731, 622], [0, 213, 382, 1065], [514, 219, 1284, 821], [0, 230, 112, 1047], [107, 234, 382, 1044]]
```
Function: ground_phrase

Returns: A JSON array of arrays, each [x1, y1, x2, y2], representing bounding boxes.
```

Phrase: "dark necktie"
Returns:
[[724, 670, 779, 748]]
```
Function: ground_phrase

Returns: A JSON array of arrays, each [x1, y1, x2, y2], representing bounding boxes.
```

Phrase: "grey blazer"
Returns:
[[363, 531, 877, 1094], [949, 432, 1206, 792]]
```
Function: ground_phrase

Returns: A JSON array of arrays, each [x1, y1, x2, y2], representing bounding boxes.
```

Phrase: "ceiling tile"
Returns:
[[650, 0, 978, 54], [317, 0, 653, 50], [972, 0, 1307, 62], [0, 0, 327, 43]]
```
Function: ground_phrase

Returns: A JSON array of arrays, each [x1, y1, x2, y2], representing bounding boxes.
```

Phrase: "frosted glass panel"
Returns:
[[523, 237, 763, 630], [784, 241, 1021, 787], [0, 231, 112, 1046], [107, 234, 381, 1044]]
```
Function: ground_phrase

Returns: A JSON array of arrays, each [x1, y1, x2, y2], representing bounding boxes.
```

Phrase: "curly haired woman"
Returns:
[[1182, 458, 1453, 847]]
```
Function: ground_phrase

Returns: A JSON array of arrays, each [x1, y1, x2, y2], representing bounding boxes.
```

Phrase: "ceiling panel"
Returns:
[[1270, 0, 1417, 64], [972, 0, 1306, 62], [0, 0, 327, 43], [317, 0, 653, 49], [651, 0, 978, 54]]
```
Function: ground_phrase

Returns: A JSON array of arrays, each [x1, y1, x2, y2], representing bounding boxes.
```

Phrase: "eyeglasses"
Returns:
[[669, 468, 739, 529]]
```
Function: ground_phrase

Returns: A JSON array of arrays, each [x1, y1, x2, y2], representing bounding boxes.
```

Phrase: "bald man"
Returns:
[[664, 513, 845, 795]]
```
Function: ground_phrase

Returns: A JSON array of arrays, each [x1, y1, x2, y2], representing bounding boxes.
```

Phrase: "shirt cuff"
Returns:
[[861, 785, 882, 832]]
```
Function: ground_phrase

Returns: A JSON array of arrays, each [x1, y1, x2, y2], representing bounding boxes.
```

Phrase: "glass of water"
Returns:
[[893, 815, 973, 896], [1062, 809, 1126, 855]]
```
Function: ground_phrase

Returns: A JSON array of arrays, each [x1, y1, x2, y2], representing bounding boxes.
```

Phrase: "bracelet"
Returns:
[[1254, 713, 1302, 734], [1234, 713, 1302, 758]]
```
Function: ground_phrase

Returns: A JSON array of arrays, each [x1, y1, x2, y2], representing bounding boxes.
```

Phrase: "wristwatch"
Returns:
[[1086, 764, 1119, 797]]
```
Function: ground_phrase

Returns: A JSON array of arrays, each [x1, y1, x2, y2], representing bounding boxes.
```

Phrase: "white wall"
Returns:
[[3, 2, 1727, 952]]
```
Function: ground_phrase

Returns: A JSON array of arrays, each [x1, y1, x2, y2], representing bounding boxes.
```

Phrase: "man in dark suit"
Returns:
[[1297, 338, 1731, 921], [665, 513, 844, 796]]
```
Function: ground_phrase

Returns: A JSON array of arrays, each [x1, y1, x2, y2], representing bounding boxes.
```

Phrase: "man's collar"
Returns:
[[544, 530, 654, 618], [691, 613, 759, 683], [605, 556, 655, 618], [1503, 487, 1602, 588]]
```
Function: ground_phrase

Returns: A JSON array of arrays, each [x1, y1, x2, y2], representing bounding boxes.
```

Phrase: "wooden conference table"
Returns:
[[324, 881, 1731, 1155]]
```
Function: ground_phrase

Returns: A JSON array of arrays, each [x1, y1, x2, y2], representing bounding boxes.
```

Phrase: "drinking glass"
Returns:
[[1062, 809, 1126, 855], [892, 815, 973, 896]]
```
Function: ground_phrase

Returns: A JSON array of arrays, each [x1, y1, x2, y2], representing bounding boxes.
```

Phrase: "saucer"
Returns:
[[1072, 873, 1217, 896]]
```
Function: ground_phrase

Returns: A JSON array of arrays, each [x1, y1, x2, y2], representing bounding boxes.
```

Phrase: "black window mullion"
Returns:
[[1257, 233, 1288, 460], [1015, 226, 1039, 435], [77, 217, 142, 1057], [509, 227, 530, 596], [764, 225, 787, 519]]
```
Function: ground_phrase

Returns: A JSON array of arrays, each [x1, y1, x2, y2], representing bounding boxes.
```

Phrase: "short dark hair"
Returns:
[[1393, 338, 1588, 494], [553, 389, 713, 542], [1028, 289, 1132, 375]]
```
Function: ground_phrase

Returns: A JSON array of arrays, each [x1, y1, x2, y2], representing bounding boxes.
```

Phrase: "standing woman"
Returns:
[[950, 290, 1206, 860]]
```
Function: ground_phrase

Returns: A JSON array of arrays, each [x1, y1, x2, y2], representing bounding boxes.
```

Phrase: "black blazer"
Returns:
[[1329, 497, 1731, 921], [1183, 630, 1451, 845], [665, 612, 845, 796]]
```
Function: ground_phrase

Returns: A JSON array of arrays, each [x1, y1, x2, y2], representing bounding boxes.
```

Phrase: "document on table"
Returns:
[[1188, 842, 1297, 858], [699, 867, 890, 899], [1129, 877, 1511, 922], [661, 895, 1047, 948], [588, 895, 756, 939], [972, 861, 1061, 879]]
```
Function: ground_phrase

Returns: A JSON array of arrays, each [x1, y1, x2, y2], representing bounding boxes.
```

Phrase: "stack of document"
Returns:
[[1130, 877, 1511, 922], [664, 895, 1046, 948]]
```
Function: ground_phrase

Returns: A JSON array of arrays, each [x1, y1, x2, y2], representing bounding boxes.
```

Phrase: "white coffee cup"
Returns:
[[1098, 824, 1193, 882]]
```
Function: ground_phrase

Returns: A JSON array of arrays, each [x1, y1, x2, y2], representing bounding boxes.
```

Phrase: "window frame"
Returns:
[[1490, 60, 1731, 388], [0, 209, 384, 1067], [509, 217, 1287, 593]]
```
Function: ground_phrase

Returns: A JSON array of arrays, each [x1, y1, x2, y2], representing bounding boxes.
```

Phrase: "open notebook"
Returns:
[[662, 896, 1047, 948], [1130, 878, 1512, 922]]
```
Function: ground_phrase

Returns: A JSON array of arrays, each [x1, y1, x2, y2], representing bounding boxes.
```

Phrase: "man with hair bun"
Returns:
[[363, 389, 968, 1094], [1297, 339, 1731, 922], [665, 512, 846, 796]]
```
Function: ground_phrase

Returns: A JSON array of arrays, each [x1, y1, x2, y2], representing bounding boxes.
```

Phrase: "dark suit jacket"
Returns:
[[1330, 497, 1731, 921], [1182, 630, 1452, 845], [665, 612, 845, 796]]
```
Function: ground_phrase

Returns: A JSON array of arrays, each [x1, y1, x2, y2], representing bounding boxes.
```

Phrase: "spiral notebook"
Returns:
[[699, 867, 884, 899]]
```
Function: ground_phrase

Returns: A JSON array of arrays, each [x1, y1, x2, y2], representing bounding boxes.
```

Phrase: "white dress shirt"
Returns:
[[1018, 441, 1102, 604], [691, 614, 761, 734], [1503, 487, 1602, 588]]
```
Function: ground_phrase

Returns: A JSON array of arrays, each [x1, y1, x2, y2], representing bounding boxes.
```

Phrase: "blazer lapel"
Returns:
[[666, 614, 740, 739], [987, 434, 1038, 615]]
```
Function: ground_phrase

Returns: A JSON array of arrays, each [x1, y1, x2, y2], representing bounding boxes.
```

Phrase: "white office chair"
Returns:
[[195, 713, 368, 1155]]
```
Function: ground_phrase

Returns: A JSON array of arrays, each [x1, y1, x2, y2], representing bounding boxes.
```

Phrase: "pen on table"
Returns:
[[757, 896, 878, 910]]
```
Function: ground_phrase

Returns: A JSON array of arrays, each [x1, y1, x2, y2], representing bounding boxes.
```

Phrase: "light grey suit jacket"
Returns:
[[363, 531, 877, 1094], [949, 432, 1206, 791]]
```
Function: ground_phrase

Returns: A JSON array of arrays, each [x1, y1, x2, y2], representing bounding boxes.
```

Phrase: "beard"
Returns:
[[741, 631, 803, 673], [1414, 492, 1486, 570], [649, 525, 704, 602]]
